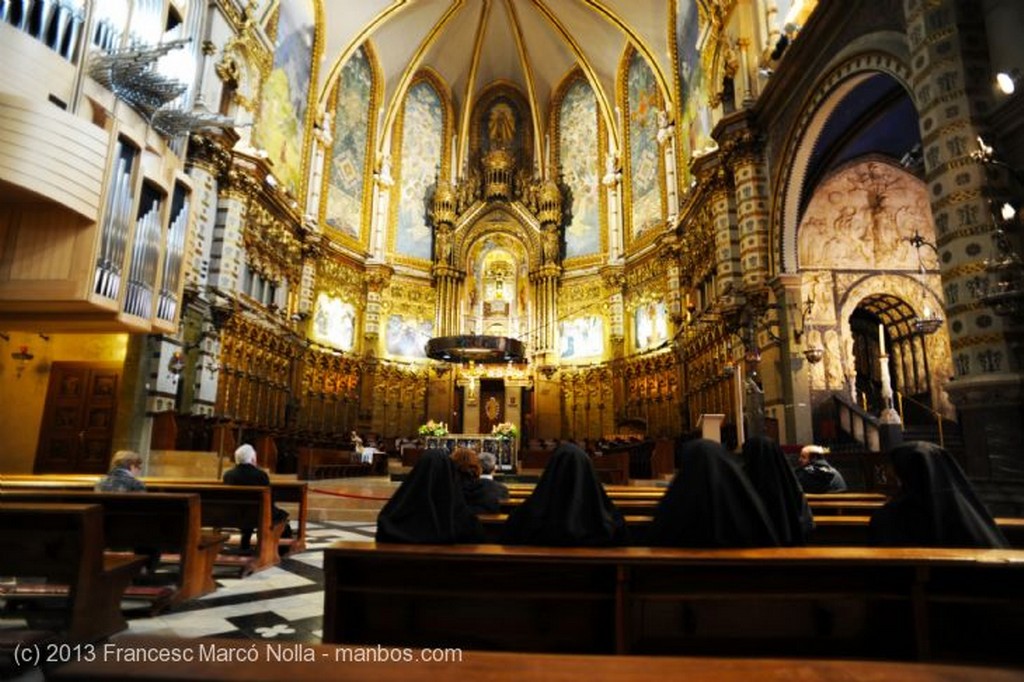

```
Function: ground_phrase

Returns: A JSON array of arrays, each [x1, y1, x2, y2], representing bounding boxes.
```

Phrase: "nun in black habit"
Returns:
[[503, 443, 627, 546], [869, 441, 1007, 548], [375, 448, 485, 544], [647, 438, 779, 547], [741, 435, 814, 546]]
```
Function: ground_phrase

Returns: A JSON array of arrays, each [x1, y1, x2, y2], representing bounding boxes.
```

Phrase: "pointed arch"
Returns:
[[320, 41, 383, 248], [618, 45, 667, 247], [389, 69, 453, 264], [551, 69, 602, 260]]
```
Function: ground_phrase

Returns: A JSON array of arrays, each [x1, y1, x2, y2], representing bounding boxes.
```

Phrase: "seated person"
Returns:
[[478, 451, 509, 498], [376, 449, 484, 543], [451, 448, 507, 514], [503, 443, 627, 546], [869, 441, 1007, 548], [223, 444, 291, 551], [647, 438, 779, 547], [95, 450, 146, 492], [95, 450, 160, 572], [794, 444, 847, 493], [742, 436, 814, 546]]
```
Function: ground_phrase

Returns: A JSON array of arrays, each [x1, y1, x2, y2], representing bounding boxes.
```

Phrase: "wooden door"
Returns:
[[34, 362, 122, 474]]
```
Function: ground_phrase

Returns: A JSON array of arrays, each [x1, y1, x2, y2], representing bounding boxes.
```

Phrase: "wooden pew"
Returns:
[[143, 484, 285, 576], [0, 490, 225, 611], [324, 541, 1024, 663], [144, 479, 309, 557], [0, 503, 145, 641], [46, 636, 1024, 682], [478, 513, 1024, 548], [498, 493, 887, 517], [0, 475, 307, 560]]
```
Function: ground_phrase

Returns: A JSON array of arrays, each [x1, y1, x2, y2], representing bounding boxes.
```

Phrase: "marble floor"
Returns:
[[1, 519, 377, 681]]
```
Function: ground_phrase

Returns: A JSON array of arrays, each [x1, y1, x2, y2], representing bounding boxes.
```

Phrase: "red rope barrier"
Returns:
[[308, 487, 392, 501]]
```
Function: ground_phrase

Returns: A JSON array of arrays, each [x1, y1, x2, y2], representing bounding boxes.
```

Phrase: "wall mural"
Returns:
[[559, 79, 601, 258], [627, 52, 663, 240], [634, 300, 669, 350], [798, 161, 939, 270], [253, 0, 315, 197], [325, 45, 372, 241], [385, 313, 433, 359], [311, 292, 356, 352], [560, 316, 605, 360], [396, 81, 443, 260], [675, 0, 713, 181]]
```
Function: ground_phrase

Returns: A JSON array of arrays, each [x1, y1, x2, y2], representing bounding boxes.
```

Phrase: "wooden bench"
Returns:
[[478, 513, 1024, 548], [498, 493, 887, 517], [0, 503, 145, 641], [0, 490, 225, 611], [144, 484, 285, 576], [45, 636, 1024, 682], [323, 541, 1024, 663], [2, 474, 308, 556]]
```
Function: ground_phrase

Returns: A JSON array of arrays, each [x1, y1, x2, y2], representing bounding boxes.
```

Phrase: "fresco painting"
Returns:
[[560, 80, 601, 259], [253, 1, 315, 197], [627, 53, 662, 239], [396, 81, 444, 260], [311, 293, 356, 352], [560, 316, 605, 359], [386, 314, 433, 358], [325, 46, 372, 241], [634, 300, 669, 350]]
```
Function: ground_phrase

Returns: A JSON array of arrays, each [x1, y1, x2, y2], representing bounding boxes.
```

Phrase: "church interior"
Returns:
[[2, 0, 1024, 677]]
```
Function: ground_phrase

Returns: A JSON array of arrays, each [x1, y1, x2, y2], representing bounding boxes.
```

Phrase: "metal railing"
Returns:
[[895, 390, 945, 448]]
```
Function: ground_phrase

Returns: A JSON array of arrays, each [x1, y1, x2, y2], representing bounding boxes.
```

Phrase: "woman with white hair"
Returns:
[[223, 443, 292, 550]]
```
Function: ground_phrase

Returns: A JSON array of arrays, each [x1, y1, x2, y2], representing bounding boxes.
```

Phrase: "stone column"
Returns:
[[709, 171, 741, 305], [732, 135, 771, 292], [773, 273, 813, 444], [905, 0, 1024, 505]]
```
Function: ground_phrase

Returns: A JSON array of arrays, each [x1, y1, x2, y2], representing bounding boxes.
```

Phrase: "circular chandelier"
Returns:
[[426, 335, 526, 364]]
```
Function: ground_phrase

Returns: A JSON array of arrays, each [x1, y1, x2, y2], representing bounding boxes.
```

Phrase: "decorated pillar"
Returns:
[[709, 169, 741, 306], [730, 127, 771, 292], [657, 109, 680, 223], [431, 179, 463, 337], [905, 0, 1024, 503], [602, 146, 624, 263]]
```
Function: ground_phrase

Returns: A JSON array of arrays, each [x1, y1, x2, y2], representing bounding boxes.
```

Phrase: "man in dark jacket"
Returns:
[[794, 445, 847, 493], [223, 444, 291, 550]]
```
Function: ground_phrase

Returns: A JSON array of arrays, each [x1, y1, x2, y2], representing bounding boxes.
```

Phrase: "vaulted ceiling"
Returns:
[[316, 0, 686, 157]]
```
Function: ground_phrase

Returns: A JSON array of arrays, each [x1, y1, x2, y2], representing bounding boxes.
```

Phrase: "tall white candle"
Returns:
[[878, 323, 885, 353]]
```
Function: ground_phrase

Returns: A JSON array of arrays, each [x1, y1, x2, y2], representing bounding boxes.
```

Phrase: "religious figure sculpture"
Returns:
[[488, 102, 516, 150], [434, 226, 452, 264], [543, 228, 560, 264]]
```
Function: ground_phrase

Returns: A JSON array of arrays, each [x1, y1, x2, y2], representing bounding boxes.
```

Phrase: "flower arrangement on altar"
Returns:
[[418, 420, 449, 437], [491, 421, 518, 440]]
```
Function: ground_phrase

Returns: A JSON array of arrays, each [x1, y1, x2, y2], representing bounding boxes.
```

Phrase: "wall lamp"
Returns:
[[792, 295, 815, 345]]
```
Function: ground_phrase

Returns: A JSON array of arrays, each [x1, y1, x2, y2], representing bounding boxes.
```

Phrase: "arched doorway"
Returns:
[[850, 294, 939, 425]]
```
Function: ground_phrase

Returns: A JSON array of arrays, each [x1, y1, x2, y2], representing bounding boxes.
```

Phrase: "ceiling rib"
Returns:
[[381, 0, 466, 156], [457, 0, 491, 179], [504, 0, 545, 169], [317, 0, 410, 108], [529, 0, 619, 152]]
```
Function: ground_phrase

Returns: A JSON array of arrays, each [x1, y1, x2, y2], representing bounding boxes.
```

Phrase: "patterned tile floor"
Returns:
[[1, 521, 376, 680]]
